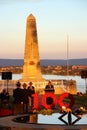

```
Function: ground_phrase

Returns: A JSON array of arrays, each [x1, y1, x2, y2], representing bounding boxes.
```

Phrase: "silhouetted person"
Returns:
[[0, 89, 9, 102], [27, 82, 35, 109], [0, 88, 9, 108], [45, 81, 54, 92], [22, 83, 29, 113], [13, 81, 23, 115], [45, 81, 55, 106]]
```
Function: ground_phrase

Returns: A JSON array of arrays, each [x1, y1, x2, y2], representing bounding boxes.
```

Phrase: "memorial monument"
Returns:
[[20, 14, 76, 94], [22, 14, 43, 82]]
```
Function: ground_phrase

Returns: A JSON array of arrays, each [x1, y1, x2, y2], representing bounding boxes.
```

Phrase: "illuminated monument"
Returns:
[[22, 14, 43, 82], [20, 14, 76, 95]]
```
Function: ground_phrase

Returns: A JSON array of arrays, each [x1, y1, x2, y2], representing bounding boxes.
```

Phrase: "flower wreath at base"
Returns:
[[58, 92, 75, 109]]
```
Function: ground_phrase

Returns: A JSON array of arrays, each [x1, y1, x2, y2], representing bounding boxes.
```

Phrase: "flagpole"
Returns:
[[67, 35, 69, 77], [67, 35, 69, 92]]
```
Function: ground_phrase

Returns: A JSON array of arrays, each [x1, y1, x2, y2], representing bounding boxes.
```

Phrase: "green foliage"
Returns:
[[74, 94, 87, 107]]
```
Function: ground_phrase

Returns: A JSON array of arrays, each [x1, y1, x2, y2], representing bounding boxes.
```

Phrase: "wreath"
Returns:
[[58, 92, 74, 109]]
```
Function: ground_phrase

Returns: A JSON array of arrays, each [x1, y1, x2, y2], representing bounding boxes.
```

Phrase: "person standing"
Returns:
[[0, 88, 9, 103], [22, 83, 29, 113], [45, 81, 54, 92], [27, 82, 35, 109], [45, 81, 55, 106], [0, 88, 9, 108], [13, 81, 23, 115]]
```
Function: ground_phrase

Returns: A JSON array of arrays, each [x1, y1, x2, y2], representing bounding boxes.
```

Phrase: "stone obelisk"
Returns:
[[22, 14, 43, 82]]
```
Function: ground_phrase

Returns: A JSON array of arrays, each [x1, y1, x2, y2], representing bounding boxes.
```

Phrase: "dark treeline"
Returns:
[[0, 58, 87, 66]]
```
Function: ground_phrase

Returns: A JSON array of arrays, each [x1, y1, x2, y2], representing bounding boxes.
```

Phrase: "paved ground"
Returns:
[[0, 115, 87, 130]]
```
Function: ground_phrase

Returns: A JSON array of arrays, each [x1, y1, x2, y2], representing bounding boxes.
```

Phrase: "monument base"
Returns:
[[0, 79, 77, 95], [20, 77, 46, 82]]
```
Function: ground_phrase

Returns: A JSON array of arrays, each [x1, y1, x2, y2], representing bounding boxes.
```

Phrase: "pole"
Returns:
[[67, 35, 69, 92], [67, 35, 69, 77], [7, 80, 9, 93]]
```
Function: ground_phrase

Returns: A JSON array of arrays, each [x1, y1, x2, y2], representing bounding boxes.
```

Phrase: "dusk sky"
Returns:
[[0, 0, 87, 59]]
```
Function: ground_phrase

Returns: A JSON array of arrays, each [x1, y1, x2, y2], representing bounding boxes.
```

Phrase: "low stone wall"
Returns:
[[0, 113, 87, 130], [0, 123, 87, 130]]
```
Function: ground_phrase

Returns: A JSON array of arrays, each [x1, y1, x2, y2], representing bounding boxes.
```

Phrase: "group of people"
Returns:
[[0, 80, 55, 115], [13, 81, 35, 114]]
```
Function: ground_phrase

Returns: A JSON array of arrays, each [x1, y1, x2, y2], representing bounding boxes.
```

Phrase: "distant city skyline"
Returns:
[[0, 0, 87, 59]]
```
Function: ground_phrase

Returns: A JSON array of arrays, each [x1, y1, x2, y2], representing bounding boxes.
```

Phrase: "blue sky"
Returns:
[[0, 0, 87, 59]]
